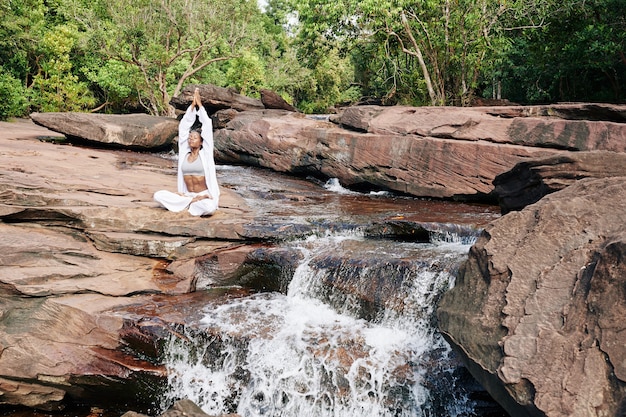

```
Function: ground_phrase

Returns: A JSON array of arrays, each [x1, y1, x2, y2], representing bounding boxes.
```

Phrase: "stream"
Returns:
[[158, 165, 505, 417]]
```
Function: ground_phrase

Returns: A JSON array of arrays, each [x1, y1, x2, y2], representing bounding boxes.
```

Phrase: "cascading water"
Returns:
[[161, 230, 479, 417]]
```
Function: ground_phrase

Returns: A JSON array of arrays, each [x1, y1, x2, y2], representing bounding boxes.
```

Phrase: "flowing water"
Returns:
[[158, 166, 503, 417]]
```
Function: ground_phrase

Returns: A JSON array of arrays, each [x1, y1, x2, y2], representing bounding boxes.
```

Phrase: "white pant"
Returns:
[[153, 190, 218, 216]]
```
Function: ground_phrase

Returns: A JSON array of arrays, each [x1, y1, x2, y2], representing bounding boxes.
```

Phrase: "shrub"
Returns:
[[0, 69, 28, 120]]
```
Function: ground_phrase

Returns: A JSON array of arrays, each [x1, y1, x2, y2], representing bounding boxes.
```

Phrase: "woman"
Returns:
[[154, 88, 220, 216]]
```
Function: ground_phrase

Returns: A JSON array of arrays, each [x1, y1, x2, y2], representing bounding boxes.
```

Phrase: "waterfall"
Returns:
[[161, 230, 478, 417]]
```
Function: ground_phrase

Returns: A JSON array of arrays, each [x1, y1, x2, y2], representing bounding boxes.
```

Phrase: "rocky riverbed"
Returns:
[[3, 91, 626, 417]]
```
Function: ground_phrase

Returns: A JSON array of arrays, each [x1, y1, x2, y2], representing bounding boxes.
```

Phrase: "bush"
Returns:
[[0, 69, 28, 120]]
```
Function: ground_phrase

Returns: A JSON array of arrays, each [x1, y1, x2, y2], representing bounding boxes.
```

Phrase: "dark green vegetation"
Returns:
[[1, 0, 624, 119]]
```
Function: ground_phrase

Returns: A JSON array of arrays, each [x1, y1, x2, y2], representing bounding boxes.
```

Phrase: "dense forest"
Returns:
[[1, 0, 624, 119]]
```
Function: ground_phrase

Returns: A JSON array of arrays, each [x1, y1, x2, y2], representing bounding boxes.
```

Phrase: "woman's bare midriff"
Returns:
[[184, 175, 210, 195]]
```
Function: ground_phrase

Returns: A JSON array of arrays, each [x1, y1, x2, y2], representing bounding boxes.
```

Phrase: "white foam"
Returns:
[[162, 235, 475, 417]]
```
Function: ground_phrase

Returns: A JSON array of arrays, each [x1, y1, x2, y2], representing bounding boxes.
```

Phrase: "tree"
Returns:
[[63, 0, 264, 115], [0, 68, 28, 120], [499, 0, 626, 103], [293, 0, 557, 106], [29, 23, 96, 111]]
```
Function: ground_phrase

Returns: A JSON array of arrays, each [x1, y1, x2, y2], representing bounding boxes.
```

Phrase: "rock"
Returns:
[[122, 398, 241, 417], [0, 293, 168, 409], [0, 223, 190, 296], [170, 84, 264, 113], [260, 89, 299, 112], [30, 112, 179, 150], [214, 109, 560, 201], [493, 151, 626, 213], [159, 399, 240, 417], [211, 108, 240, 129], [160, 399, 211, 417], [0, 120, 262, 410], [0, 377, 66, 411], [121, 412, 150, 417], [437, 177, 626, 417], [484, 102, 626, 122], [333, 104, 626, 152]]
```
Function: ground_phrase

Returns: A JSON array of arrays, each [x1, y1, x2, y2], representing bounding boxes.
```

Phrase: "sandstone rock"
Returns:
[[0, 223, 190, 296], [211, 108, 240, 129], [153, 398, 241, 417], [30, 112, 179, 149], [437, 177, 626, 417], [0, 121, 258, 410], [0, 377, 66, 411], [334, 104, 626, 152], [170, 84, 264, 113], [160, 399, 211, 417], [260, 89, 299, 112], [484, 102, 626, 122], [214, 109, 560, 200], [494, 151, 626, 213], [120, 398, 241, 417], [0, 293, 167, 409]]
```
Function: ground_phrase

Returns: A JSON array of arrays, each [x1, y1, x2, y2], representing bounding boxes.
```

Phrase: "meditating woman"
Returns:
[[154, 88, 220, 216]]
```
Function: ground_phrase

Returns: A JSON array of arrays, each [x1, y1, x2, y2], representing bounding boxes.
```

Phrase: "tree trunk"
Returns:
[[401, 12, 440, 106]]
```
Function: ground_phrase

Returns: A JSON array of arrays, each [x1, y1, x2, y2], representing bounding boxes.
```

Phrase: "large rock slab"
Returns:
[[493, 151, 626, 213], [334, 104, 626, 152], [214, 109, 560, 200], [437, 177, 626, 417], [30, 112, 179, 149]]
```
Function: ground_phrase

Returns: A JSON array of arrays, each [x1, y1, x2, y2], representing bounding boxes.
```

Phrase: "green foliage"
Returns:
[[81, 58, 139, 112], [499, 0, 626, 103], [1, 0, 623, 114], [295, 49, 356, 113], [226, 51, 266, 96], [0, 0, 46, 81], [0, 68, 28, 120], [28, 23, 96, 111], [54, 0, 267, 114]]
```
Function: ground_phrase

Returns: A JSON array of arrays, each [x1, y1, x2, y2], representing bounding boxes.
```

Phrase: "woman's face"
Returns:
[[189, 132, 202, 148]]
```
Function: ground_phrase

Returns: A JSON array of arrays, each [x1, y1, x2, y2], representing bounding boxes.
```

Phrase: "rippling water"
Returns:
[[160, 168, 503, 416], [216, 165, 500, 226]]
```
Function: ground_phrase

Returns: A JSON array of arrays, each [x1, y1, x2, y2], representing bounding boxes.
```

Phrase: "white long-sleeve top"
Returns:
[[177, 104, 220, 206]]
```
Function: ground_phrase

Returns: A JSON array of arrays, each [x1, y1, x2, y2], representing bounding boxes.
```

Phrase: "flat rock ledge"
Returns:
[[0, 120, 258, 412], [30, 112, 179, 150]]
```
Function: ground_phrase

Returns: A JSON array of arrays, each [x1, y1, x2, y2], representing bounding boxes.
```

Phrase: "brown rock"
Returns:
[[0, 377, 66, 411], [0, 223, 188, 297], [437, 177, 626, 417], [0, 293, 167, 409], [170, 84, 264, 113], [494, 151, 626, 213], [0, 119, 257, 410], [334, 104, 626, 152], [30, 112, 179, 149], [214, 110, 560, 200], [260, 89, 299, 112]]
